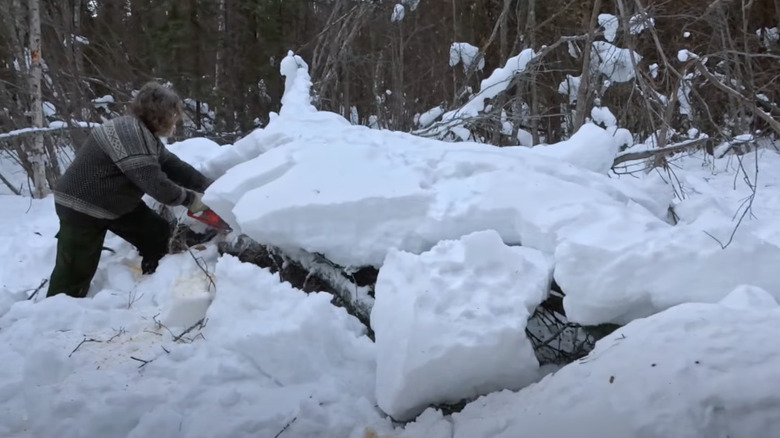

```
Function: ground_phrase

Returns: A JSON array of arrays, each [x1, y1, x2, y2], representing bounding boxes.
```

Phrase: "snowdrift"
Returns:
[[444, 285, 780, 438]]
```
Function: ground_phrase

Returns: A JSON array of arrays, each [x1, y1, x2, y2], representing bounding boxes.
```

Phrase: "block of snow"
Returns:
[[159, 274, 214, 328], [451, 285, 780, 438], [165, 137, 224, 177], [556, 223, 780, 325], [370, 230, 553, 421]]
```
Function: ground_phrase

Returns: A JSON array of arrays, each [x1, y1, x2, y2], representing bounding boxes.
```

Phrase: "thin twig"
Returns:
[[130, 356, 152, 368], [106, 327, 126, 343], [273, 417, 298, 438], [26, 278, 48, 300], [172, 317, 208, 343], [69, 336, 102, 357], [187, 248, 216, 293]]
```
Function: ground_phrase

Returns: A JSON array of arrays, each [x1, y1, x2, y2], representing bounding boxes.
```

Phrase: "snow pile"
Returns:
[[446, 285, 780, 438], [558, 148, 780, 326], [371, 230, 553, 421]]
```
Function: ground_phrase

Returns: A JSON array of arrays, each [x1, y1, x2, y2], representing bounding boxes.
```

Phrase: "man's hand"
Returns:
[[188, 192, 209, 213]]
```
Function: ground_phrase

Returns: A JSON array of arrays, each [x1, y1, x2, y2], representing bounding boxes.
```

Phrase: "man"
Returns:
[[46, 82, 213, 299]]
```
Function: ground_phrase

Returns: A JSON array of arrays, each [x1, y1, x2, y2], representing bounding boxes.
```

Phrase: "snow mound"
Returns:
[[530, 122, 620, 174], [449, 285, 780, 438], [559, 149, 780, 326], [371, 230, 553, 421], [204, 130, 668, 267]]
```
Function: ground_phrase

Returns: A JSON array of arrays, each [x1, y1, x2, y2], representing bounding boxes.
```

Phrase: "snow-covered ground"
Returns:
[[1, 51, 779, 437]]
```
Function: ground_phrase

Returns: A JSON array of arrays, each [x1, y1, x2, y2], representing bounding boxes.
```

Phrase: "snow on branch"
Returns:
[[611, 137, 711, 167]]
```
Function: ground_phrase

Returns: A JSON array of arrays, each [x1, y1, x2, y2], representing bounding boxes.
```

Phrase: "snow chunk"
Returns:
[[531, 123, 619, 174], [557, 222, 780, 325], [391, 4, 405, 22], [598, 14, 619, 42], [592, 41, 641, 83], [451, 289, 780, 438], [677, 49, 699, 62], [557, 74, 580, 104], [42, 101, 56, 117], [629, 13, 654, 34], [371, 230, 552, 421], [449, 42, 485, 71], [417, 105, 445, 128], [649, 62, 659, 78], [591, 105, 617, 128], [166, 137, 223, 176]]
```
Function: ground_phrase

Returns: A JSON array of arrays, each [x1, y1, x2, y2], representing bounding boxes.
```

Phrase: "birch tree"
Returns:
[[27, 0, 49, 198]]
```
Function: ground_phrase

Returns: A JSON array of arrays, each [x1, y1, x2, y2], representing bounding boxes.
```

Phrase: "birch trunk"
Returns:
[[28, 0, 50, 198]]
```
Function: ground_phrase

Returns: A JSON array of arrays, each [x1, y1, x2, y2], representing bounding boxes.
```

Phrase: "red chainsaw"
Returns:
[[187, 208, 232, 231]]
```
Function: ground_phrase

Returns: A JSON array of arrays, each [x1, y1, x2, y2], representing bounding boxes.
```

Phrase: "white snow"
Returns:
[[591, 41, 641, 83], [629, 13, 654, 34], [42, 101, 57, 117], [0, 208, 382, 437], [649, 62, 659, 78], [557, 74, 580, 103], [446, 285, 780, 438], [371, 230, 553, 421], [417, 105, 445, 128], [391, 4, 405, 22], [677, 49, 699, 62], [449, 42, 485, 71], [598, 14, 619, 42], [531, 122, 620, 174], [590, 105, 617, 128]]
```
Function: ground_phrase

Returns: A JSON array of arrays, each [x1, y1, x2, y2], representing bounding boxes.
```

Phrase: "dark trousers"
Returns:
[[46, 202, 172, 298]]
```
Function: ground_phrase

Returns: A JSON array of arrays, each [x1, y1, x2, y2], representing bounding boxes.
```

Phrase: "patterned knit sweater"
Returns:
[[54, 115, 213, 220]]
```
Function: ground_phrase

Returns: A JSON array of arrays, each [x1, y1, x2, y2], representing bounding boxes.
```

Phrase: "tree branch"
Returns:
[[612, 137, 711, 167]]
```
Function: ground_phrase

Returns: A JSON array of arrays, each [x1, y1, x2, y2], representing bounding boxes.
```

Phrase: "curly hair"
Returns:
[[129, 81, 183, 136]]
